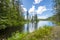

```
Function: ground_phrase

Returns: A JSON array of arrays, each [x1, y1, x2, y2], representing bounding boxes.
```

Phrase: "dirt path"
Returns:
[[51, 26, 60, 40]]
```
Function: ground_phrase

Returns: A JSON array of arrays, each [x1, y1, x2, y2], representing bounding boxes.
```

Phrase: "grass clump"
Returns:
[[23, 26, 52, 40], [8, 26, 52, 40], [8, 32, 27, 40]]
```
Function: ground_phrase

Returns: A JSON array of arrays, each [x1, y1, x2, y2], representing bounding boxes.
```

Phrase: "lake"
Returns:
[[0, 21, 56, 39], [23, 21, 56, 33]]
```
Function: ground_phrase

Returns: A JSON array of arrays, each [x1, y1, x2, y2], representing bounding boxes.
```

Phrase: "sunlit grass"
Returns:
[[8, 32, 27, 40], [8, 26, 53, 40], [22, 26, 52, 40]]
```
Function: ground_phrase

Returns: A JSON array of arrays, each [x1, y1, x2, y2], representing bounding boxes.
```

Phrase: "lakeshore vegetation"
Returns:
[[0, 0, 60, 40]]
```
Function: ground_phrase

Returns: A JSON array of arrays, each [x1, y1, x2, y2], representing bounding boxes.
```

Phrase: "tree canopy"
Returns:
[[0, 0, 24, 29]]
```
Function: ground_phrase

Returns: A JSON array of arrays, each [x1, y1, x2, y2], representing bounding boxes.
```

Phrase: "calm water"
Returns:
[[0, 21, 56, 39], [23, 21, 56, 33]]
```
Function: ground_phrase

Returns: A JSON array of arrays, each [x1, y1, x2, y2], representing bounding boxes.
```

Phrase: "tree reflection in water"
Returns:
[[0, 25, 24, 40]]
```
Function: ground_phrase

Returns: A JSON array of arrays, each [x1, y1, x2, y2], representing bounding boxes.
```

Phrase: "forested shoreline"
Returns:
[[0, 0, 24, 30], [0, 0, 60, 40], [48, 0, 60, 23]]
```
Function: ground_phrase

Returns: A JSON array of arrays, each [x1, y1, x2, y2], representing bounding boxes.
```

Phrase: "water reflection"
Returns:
[[24, 21, 56, 33], [0, 21, 56, 40], [24, 22, 35, 32], [0, 25, 24, 40]]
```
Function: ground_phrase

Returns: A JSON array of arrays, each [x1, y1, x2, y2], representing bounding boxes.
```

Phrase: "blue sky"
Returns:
[[21, 0, 55, 19]]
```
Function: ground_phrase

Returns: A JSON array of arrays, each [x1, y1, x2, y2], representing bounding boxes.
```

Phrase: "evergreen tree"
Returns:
[[54, 0, 60, 22], [0, 0, 24, 30]]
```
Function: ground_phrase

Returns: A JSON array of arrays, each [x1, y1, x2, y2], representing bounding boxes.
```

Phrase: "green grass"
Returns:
[[8, 32, 27, 40], [7, 26, 53, 40], [53, 21, 60, 26], [22, 26, 52, 40]]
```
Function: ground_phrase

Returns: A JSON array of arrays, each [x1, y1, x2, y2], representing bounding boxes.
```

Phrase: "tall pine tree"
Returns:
[[0, 0, 24, 30]]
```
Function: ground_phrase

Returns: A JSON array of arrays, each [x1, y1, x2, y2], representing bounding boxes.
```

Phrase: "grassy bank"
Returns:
[[8, 26, 53, 40], [54, 22, 60, 26]]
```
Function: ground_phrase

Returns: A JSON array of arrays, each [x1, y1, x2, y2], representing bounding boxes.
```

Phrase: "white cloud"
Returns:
[[38, 16, 48, 19], [36, 6, 47, 14], [38, 14, 49, 19], [29, 5, 35, 13], [23, 8, 27, 12], [29, 6, 47, 15], [21, 5, 27, 12], [33, 0, 43, 4]]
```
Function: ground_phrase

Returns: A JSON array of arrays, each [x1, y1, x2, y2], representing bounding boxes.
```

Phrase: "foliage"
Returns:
[[47, 0, 60, 22], [7, 26, 52, 40], [23, 26, 52, 40], [54, 0, 60, 22], [0, 0, 24, 29], [8, 32, 27, 40]]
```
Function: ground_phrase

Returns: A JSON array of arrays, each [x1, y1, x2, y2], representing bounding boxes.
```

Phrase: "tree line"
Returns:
[[47, 0, 60, 22], [0, 0, 24, 30]]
